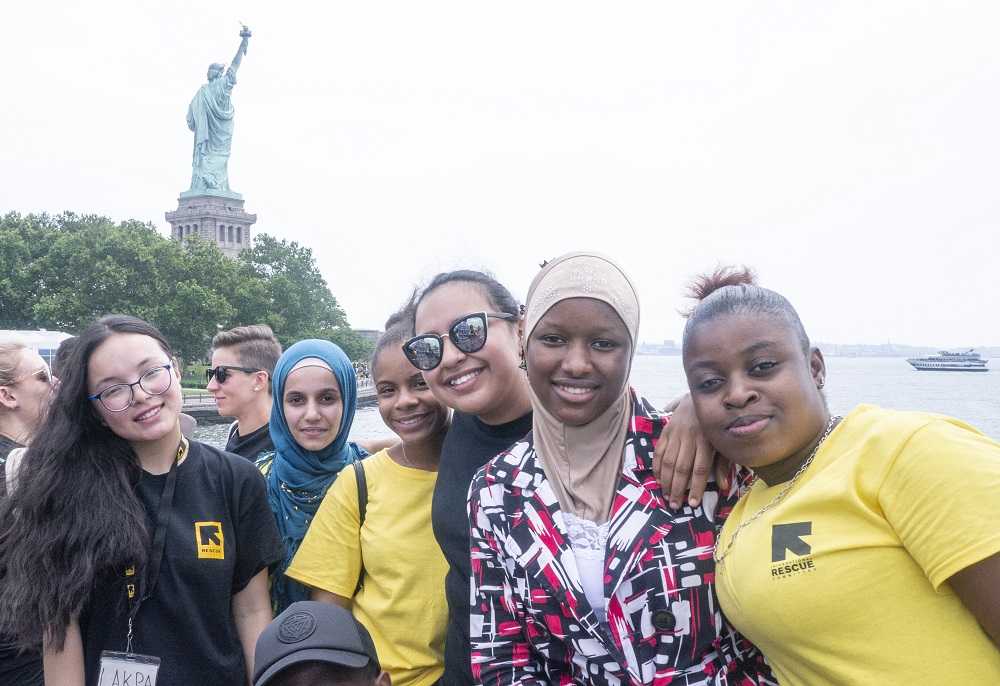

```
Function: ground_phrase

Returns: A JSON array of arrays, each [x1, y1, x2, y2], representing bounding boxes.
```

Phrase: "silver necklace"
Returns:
[[398, 442, 416, 469], [713, 415, 841, 567]]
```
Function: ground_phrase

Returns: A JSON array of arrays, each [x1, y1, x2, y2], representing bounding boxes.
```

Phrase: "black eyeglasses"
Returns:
[[402, 312, 516, 371], [88, 363, 173, 413], [206, 365, 264, 384]]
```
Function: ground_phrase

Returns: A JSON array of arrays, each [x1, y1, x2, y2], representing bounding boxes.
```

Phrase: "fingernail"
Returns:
[[669, 500, 680, 510], [688, 497, 699, 508]]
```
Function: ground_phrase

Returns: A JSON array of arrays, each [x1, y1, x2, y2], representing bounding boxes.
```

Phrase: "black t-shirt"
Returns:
[[80, 441, 284, 686], [225, 422, 274, 462], [0, 437, 43, 686], [432, 410, 532, 686]]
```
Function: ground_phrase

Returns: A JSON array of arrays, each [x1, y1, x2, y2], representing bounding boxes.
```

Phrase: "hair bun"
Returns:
[[686, 265, 757, 303]]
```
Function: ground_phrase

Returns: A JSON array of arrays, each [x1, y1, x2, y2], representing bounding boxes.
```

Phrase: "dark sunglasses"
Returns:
[[402, 312, 516, 371], [206, 365, 264, 384]]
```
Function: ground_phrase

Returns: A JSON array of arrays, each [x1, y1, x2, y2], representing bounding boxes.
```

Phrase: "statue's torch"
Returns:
[[239, 23, 251, 54]]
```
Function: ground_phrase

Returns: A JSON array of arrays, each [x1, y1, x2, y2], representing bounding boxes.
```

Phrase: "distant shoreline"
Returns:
[[638, 346, 1000, 358]]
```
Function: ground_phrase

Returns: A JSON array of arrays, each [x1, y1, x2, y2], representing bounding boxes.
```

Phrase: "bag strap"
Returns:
[[353, 459, 368, 526], [352, 459, 368, 594]]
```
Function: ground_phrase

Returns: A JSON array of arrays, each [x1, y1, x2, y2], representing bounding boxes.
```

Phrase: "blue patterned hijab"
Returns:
[[266, 339, 366, 611]]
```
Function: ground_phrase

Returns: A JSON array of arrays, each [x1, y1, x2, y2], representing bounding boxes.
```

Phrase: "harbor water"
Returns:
[[193, 355, 1000, 447]]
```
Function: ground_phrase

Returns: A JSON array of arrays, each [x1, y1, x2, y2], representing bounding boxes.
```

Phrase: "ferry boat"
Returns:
[[906, 349, 989, 372]]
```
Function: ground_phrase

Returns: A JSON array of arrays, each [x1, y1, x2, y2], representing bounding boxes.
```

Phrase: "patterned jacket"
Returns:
[[468, 391, 774, 686]]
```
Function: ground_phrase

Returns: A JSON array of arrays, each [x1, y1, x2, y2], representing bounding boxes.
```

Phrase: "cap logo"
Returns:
[[278, 611, 317, 643]]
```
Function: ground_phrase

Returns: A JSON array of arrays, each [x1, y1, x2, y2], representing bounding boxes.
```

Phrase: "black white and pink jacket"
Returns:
[[468, 390, 774, 686]]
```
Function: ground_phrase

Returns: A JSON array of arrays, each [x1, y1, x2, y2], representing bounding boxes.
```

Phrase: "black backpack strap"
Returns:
[[353, 459, 368, 526], [352, 459, 368, 593]]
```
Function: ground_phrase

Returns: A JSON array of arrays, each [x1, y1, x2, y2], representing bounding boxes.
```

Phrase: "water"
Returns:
[[629, 355, 1000, 438], [193, 356, 999, 447]]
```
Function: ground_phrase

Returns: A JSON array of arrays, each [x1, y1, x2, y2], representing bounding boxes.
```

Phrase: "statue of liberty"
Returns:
[[186, 26, 251, 194]]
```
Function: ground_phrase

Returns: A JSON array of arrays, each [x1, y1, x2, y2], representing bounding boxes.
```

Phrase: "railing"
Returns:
[[182, 377, 376, 409], [182, 392, 217, 407]]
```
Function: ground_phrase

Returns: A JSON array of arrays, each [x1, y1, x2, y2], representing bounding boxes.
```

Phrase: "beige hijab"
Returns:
[[524, 252, 640, 524]]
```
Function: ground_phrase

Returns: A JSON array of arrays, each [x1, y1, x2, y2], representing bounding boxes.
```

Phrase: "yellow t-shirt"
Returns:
[[716, 404, 1000, 685], [286, 450, 448, 686]]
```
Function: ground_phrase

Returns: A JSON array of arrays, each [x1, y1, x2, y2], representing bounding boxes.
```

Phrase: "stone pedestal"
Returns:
[[165, 191, 257, 259]]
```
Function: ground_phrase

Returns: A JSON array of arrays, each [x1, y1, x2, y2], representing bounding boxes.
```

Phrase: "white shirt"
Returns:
[[564, 511, 610, 624]]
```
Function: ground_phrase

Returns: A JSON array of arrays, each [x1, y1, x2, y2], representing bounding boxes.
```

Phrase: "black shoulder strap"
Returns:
[[352, 459, 368, 594], [353, 459, 368, 527]]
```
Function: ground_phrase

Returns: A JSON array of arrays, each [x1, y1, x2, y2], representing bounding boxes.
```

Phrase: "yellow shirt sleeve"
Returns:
[[879, 418, 1000, 589], [286, 463, 363, 597]]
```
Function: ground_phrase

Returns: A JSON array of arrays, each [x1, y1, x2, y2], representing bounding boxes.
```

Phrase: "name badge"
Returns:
[[98, 651, 161, 686]]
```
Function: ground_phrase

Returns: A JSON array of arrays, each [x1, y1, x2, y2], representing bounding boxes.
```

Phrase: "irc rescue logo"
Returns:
[[770, 521, 815, 579], [195, 521, 225, 560]]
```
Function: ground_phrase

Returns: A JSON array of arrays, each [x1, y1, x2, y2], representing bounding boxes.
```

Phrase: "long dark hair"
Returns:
[[0, 315, 173, 648]]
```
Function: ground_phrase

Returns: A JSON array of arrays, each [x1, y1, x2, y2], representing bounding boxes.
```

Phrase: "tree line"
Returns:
[[0, 212, 374, 362]]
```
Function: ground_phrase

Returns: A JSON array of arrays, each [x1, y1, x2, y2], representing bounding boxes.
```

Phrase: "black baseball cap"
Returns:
[[254, 601, 381, 686]]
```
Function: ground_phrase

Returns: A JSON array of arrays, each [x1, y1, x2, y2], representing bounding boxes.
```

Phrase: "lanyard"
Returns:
[[125, 439, 186, 653]]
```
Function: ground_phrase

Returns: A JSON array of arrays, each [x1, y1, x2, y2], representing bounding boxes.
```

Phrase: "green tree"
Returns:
[[321, 327, 375, 363], [236, 234, 352, 347], [0, 212, 65, 327], [0, 212, 373, 361]]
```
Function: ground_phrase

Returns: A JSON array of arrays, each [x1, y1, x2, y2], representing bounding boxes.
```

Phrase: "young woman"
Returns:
[[258, 339, 389, 614], [682, 268, 1000, 684], [406, 269, 718, 686], [286, 308, 451, 686], [0, 342, 56, 686], [468, 253, 770, 685], [0, 315, 283, 686]]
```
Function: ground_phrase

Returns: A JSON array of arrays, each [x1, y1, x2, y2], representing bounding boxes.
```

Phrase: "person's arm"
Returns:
[[232, 569, 272, 684], [228, 30, 250, 76], [358, 437, 396, 454], [310, 588, 351, 609], [284, 468, 364, 600], [652, 394, 729, 509], [469, 483, 545, 686], [43, 619, 85, 686], [949, 552, 1000, 648], [879, 418, 1000, 648]]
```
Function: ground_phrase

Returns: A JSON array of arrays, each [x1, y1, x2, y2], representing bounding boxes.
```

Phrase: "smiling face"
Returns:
[[374, 346, 449, 444], [283, 365, 344, 452], [682, 312, 828, 469], [414, 281, 524, 423], [87, 333, 182, 446], [526, 298, 631, 427]]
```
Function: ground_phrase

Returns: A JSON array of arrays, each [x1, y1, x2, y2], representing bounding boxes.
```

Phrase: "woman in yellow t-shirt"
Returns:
[[681, 267, 1000, 685], [286, 307, 451, 686]]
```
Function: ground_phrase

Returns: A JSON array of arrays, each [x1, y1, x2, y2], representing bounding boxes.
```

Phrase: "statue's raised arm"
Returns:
[[228, 25, 251, 77], [185, 25, 251, 195]]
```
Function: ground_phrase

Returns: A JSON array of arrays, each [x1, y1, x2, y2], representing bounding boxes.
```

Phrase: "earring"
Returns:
[[817, 379, 825, 389], [518, 349, 527, 371]]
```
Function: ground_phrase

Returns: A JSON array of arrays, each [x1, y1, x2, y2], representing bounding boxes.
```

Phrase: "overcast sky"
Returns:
[[2, 1, 998, 347]]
